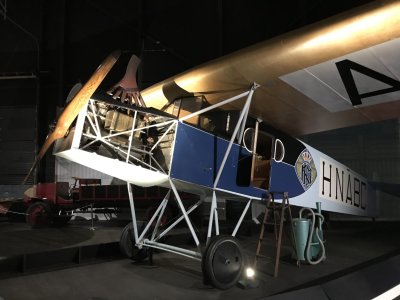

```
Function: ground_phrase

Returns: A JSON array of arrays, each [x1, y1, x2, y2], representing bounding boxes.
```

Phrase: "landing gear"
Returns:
[[203, 236, 244, 290], [26, 202, 52, 228], [145, 205, 170, 228], [119, 221, 149, 261], [123, 181, 250, 289]]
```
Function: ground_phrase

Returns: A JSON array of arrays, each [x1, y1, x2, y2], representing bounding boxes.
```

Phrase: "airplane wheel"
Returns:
[[26, 202, 52, 228], [119, 221, 148, 261], [203, 235, 244, 289]]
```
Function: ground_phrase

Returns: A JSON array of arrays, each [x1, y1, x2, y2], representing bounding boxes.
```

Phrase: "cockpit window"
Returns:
[[198, 111, 238, 139], [166, 96, 203, 125]]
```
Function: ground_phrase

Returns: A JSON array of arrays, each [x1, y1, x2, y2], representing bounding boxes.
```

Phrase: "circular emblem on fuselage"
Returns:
[[295, 149, 317, 191]]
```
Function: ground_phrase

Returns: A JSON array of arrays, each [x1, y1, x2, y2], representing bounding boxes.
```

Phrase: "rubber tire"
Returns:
[[26, 202, 52, 228], [203, 235, 244, 289], [119, 221, 149, 261]]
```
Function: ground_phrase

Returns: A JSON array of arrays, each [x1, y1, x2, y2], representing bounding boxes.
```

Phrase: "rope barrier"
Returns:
[[0, 207, 29, 216]]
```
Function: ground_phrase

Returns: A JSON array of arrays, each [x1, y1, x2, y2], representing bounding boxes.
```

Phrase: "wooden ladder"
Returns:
[[254, 192, 298, 277]]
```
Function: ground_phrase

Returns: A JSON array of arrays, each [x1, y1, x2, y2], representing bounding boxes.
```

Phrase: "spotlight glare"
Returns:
[[246, 267, 255, 278]]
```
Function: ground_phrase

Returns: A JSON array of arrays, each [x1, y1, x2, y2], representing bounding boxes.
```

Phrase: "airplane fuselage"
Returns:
[[170, 120, 374, 217], [54, 99, 375, 218]]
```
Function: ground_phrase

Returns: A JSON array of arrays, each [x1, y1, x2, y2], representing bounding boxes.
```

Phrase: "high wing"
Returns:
[[141, 0, 400, 137]]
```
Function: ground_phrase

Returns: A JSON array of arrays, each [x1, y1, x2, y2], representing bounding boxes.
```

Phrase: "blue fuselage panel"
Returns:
[[170, 123, 267, 199], [269, 161, 304, 198]]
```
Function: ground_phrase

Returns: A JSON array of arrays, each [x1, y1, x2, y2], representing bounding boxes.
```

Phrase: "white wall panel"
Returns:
[[55, 156, 114, 186]]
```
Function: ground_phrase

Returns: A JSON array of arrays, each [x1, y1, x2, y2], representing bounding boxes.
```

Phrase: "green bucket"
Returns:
[[292, 218, 310, 261]]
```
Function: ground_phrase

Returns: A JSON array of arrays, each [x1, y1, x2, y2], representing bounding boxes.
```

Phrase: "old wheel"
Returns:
[[203, 235, 244, 289], [26, 202, 52, 228], [119, 221, 149, 261]]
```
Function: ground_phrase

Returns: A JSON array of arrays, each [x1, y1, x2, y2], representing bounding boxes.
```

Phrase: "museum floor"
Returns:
[[0, 216, 399, 300]]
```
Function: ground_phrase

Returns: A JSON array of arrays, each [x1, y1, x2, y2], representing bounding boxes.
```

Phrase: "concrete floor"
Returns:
[[0, 217, 399, 300]]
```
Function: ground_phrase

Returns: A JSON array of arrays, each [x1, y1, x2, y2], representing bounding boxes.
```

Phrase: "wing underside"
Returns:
[[141, 0, 400, 137]]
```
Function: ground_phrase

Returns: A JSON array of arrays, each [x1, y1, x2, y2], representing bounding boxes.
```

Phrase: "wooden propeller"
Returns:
[[23, 50, 121, 184]]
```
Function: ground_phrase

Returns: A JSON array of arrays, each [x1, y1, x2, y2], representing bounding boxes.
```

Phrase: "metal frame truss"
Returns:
[[76, 98, 177, 175]]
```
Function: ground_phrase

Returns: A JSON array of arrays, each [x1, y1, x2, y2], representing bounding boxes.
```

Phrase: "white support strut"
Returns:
[[127, 183, 139, 245], [126, 110, 138, 163], [138, 192, 170, 242], [169, 179, 200, 247], [206, 84, 258, 244], [206, 191, 218, 244], [179, 90, 251, 122], [143, 240, 202, 261], [155, 198, 203, 242], [213, 84, 258, 188], [232, 199, 252, 237], [151, 196, 169, 240]]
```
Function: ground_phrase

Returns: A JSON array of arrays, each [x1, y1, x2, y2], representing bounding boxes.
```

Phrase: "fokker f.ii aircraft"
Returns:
[[25, 0, 400, 289]]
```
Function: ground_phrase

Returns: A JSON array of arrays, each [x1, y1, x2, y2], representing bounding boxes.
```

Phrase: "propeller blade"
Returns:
[[23, 133, 57, 185], [23, 50, 121, 184], [53, 50, 121, 140]]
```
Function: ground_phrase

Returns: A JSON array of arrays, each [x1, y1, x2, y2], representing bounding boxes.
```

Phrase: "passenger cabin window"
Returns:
[[242, 128, 274, 190]]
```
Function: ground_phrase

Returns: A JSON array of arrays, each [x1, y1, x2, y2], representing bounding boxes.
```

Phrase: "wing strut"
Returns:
[[206, 83, 259, 244]]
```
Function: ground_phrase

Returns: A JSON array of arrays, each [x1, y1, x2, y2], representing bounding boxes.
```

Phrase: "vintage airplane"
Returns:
[[24, 0, 400, 289]]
